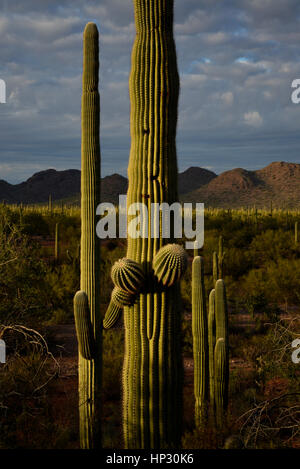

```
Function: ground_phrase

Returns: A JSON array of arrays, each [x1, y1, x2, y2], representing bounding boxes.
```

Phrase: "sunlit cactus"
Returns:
[[103, 300, 122, 329], [192, 255, 209, 427], [111, 258, 145, 294], [121, 0, 184, 449], [208, 288, 216, 408], [73, 22, 101, 449], [153, 243, 188, 287]]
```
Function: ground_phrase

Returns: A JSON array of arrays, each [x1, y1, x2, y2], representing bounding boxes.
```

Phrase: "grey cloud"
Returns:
[[1, 0, 300, 183]]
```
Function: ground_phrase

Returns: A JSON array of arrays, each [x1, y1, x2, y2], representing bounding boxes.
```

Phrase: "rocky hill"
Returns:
[[183, 162, 300, 208], [1, 161, 300, 208]]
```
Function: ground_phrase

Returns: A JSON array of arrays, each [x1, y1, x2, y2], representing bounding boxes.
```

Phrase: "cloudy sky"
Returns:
[[1, 0, 300, 183]]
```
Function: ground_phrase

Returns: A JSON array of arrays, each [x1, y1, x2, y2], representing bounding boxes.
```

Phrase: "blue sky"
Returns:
[[1, 0, 300, 183]]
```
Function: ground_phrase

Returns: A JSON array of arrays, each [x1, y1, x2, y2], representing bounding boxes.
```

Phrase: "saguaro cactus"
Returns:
[[192, 255, 209, 427], [218, 235, 225, 279], [212, 251, 218, 284], [55, 222, 59, 261], [122, 0, 184, 449], [214, 279, 229, 427], [73, 22, 101, 449], [208, 288, 216, 408]]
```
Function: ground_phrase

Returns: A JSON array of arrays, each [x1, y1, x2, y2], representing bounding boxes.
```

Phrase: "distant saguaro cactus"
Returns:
[[55, 222, 59, 261], [218, 235, 225, 279], [73, 22, 101, 449]]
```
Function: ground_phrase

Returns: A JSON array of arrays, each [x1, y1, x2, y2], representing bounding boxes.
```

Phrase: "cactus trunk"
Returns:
[[74, 23, 101, 449], [214, 279, 229, 427], [208, 288, 216, 408], [55, 222, 59, 261], [123, 0, 182, 449], [192, 256, 209, 427]]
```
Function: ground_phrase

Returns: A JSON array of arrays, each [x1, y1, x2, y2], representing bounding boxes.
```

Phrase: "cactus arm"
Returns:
[[74, 290, 95, 359], [214, 338, 228, 428], [153, 244, 188, 287], [103, 300, 122, 329]]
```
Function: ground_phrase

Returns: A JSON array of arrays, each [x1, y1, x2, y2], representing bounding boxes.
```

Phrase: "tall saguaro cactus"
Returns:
[[123, 0, 183, 449], [192, 256, 209, 427], [74, 22, 101, 449]]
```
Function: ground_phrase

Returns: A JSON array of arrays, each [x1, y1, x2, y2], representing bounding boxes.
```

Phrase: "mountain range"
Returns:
[[1, 161, 299, 208]]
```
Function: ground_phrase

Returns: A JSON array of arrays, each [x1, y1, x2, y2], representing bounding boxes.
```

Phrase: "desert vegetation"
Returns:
[[0, 204, 299, 448]]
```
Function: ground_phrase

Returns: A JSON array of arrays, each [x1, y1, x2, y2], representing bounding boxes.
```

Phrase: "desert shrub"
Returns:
[[0, 213, 54, 324]]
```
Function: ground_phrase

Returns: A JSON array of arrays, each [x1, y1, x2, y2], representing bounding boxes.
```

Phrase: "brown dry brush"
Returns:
[[0, 324, 60, 447], [237, 317, 300, 448], [238, 392, 300, 448]]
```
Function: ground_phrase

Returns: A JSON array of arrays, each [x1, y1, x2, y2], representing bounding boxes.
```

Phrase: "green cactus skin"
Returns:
[[214, 280, 229, 428], [55, 222, 59, 261], [74, 290, 96, 359], [48, 194, 52, 213], [112, 286, 135, 307], [111, 258, 145, 294], [103, 300, 122, 329], [212, 251, 218, 284], [208, 288, 216, 408], [214, 338, 228, 428], [123, 0, 183, 449], [153, 244, 188, 287], [215, 279, 229, 346], [218, 235, 225, 279], [295, 221, 298, 245], [74, 22, 101, 449], [192, 256, 209, 427]]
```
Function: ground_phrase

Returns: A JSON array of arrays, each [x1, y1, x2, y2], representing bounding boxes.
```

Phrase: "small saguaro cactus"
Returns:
[[212, 251, 218, 284], [208, 288, 216, 408], [192, 255, 209, 427], [48, 194, 52, 213], [73, 22, 101, 449], [214, 279, 229, 427], [55, 222, 59, 261], [218, 235, 225, 279]]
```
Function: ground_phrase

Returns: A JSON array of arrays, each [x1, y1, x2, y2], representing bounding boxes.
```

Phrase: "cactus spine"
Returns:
[[123, 0, 183, 449], [73, 23, 101, 449], [192, 256, 209, 427]]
